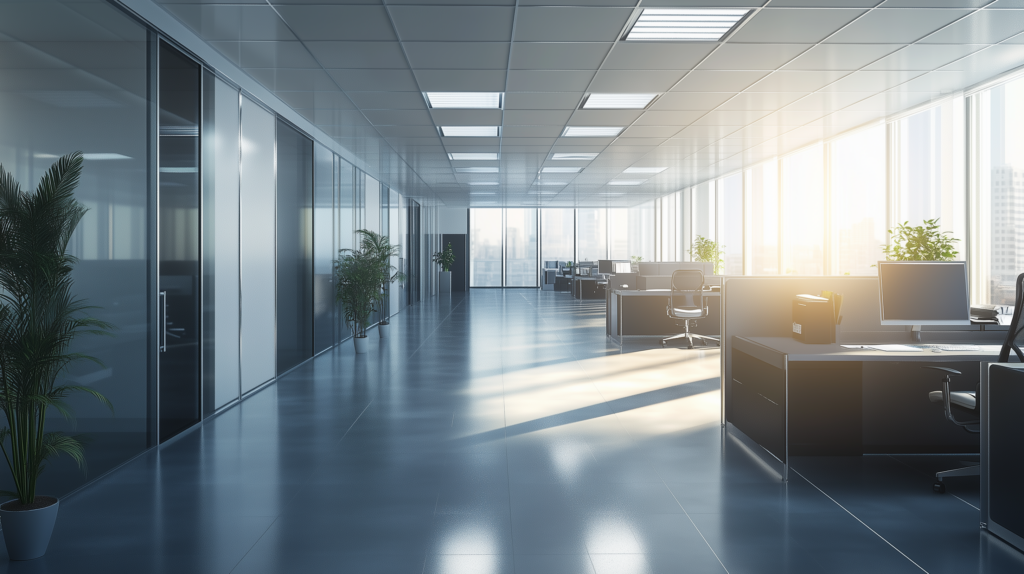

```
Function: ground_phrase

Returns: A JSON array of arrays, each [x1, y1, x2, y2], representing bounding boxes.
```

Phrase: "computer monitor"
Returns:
[[614, 261, 632, 274], [598, 259, 631, 274], [878, 261, 970, 331]]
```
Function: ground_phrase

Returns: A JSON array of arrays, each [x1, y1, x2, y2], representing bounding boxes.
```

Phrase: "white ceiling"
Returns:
[[155, 0, 1024, 207]]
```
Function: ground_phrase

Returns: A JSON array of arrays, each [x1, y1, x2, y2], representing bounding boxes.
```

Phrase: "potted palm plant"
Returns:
[[0, 152, 112, 560], [432, 242, 455, 295], [357, 230, 405, 338], [689, 235, 725, 274], [881, 218, 959, 261], [335, 242, 378, 353]]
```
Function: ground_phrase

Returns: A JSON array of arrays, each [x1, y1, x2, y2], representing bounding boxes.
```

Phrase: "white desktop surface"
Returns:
[[737, 336, 1009, 363]]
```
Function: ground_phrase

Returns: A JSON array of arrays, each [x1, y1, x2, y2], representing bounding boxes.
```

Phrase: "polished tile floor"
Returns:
[[4, 290, 1023, 573]]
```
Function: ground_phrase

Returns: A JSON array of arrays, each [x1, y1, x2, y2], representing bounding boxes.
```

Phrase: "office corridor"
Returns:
[[6, 291, 1022, 573]]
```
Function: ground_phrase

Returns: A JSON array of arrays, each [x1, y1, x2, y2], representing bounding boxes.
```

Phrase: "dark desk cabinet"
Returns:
[[607, 290, 720, 343], [983, 364, 1024, 552]]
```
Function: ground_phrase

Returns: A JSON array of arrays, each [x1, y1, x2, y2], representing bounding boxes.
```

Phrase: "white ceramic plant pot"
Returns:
[[353, 336, 368, 354], [378, 323, 389, 338], [0, 496, 59, 560], [439, 271, 451, 294]]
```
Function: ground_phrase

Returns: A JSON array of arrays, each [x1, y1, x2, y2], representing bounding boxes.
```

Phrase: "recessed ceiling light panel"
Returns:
[[582, 94, 658, 109], [449, 153, 498, 160], [562, 126, 623, 137], [623, 167, 667, 174], [456, 167, 499, 173], [536, 181, 567, 186], [426, 92, 502, 109], [625, 9, 750, 41], [440, 126, 499, 137], [609, 179, 647, 186], [552, 153, 598, 160], [468, 181, 499, 186], [541, 167, 581, 173]]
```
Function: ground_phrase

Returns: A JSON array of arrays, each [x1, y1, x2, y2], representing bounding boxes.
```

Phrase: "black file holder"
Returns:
[[792, 292, 840, 344]]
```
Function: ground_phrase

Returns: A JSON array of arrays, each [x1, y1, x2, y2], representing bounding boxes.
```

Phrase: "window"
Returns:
[[781, 143, 825, 275], [830, 124, 886, 276], [745, 161, 779, 275], [541, 209, 575, 265], [577, 208, 607, 261], [470, 209, 502, 286], [717, 173, 743, 275], [971, 77, 1024, 305], [505, 209, 538, 287]]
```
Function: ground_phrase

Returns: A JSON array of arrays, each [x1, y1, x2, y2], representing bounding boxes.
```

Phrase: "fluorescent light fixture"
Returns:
[[449, 153, 498, 160], [84, 153, 132, 161], [609, 180, 647, 186], [160, 166, 198, 173], [426, 92, 502, 109], [456, 167, 499, 173], [440, 126, 499, 137], [467, 181, 499, 186], [623, 167, 667, 174], [625, 9, 750, 41], [536, 182, 567, 186], [552, 153, 598, 160], [562, 126, 623, 137], [582, 93, 658, 109], [541, 167, 581, 173]]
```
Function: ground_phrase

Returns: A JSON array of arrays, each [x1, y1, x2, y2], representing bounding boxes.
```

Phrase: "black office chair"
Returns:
[[925, 272, 1024, 493], [662, 270, 719, 349]]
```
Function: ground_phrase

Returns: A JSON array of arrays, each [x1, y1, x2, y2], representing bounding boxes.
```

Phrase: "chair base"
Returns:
[[933, 463, 980, 493], [662, 331, 720, 349]]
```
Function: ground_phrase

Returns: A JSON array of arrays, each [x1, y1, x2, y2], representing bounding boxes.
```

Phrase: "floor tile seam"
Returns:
[[406, 294, 469, 360], [226, 514, 281, 574], [788, 467, 930, 573], [661, 478, 733, 574], [882, 454, 980, 511]]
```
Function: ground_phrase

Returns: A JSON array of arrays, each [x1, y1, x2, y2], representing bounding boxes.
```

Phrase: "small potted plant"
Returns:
[[0, 152, 113, 560], [432, 242, 456, 294], [335, 244, 378, 353], [356, 230, 405, 338], [881, 218, 959, 261], [689, 235, 724, 274], [630, 255, 643, 273]]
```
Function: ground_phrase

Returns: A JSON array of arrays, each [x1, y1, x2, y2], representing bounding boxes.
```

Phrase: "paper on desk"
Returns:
[[866, 344, 922, 352]]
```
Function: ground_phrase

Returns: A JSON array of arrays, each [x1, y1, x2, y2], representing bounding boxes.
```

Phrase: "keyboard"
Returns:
[[923, 344, 981, 351]]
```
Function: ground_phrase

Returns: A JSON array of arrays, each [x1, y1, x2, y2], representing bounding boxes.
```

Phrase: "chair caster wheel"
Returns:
[[933, 481, 946, 493]]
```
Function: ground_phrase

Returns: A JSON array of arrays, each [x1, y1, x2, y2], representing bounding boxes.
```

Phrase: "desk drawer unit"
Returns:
[[982, 364, 1024, 552], [731, 349, 786, 464]]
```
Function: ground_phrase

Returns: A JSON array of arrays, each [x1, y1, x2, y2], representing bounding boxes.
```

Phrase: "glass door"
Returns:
[[158, 41, 201, 442]]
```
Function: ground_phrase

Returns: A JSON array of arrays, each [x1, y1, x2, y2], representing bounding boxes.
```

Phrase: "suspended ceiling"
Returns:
[[155, 0, 1024, 207]]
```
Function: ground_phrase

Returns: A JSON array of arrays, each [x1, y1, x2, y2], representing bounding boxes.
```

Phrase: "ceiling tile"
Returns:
[[937, 43, 1024, 73], [690, 109, 771, 126], [861, 43, 986, 70], [716, 92, 806, 110], [781, 91, 873, 111], [504, 92, 584, 110], [514, 7, 632, 42], [246, 67, 336, 91], [275, 5, 397, 41], [507, 70, 594, 91], [672, 70, 770, 92], [509, 42, 610, 70], [919, 9, 1024, 43], [389, 6, 514, 42], [633, 110, 704, 125], [304, 41, 408, 68], [347, 91, 427, 109], [648, 92, 734, 110], [327, 68, 419, 91], [893, 70, 969, 92], [275, 90, 357, 110], [363, 109, 435, 125], [501, 125, 563, 137], [746, 70, 851, 92], [375, 125, 439, 138], [414, 69, 506, 91], [404, 42, 510, 69], [588, 70, 685, 92], [821, 69, 926, 91], [783, 43, 903, 70], [163, 5, 297, 42], [602, 42, 715, 70], [824, 8, 972, 43], [730, 9, 866, 43], [697, 44, 811, 71], [503, 110, 574, 125]]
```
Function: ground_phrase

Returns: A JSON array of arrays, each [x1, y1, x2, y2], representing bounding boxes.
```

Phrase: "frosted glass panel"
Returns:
[[337, 159, 353, 340], [203, 75, 241, 410], [313, 143, 335, 353], [365, 174, 380, 234], [276, 120, 313, 375], [239, 97, 276, 393]]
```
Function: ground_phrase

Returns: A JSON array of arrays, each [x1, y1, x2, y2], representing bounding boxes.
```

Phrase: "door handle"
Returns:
[[159, 291, 167, 353]]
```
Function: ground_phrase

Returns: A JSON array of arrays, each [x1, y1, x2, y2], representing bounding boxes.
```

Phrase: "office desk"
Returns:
[[573, 277, 606, 300], [729, 336, 1011, 480], [607, 289, 720, 344]]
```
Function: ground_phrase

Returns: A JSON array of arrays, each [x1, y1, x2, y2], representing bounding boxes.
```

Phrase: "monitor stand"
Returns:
[[911, 325, 922, 342]]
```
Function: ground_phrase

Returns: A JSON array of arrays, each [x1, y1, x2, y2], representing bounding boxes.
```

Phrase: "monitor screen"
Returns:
[[598, 260, 613, 274], [614, 261, 632, 274], [878, 261, 970, 325]]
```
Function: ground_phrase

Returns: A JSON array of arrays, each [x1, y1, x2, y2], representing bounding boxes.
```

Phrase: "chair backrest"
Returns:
[[670, 269, 705, 311], [998, 273, 1024, 363]]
